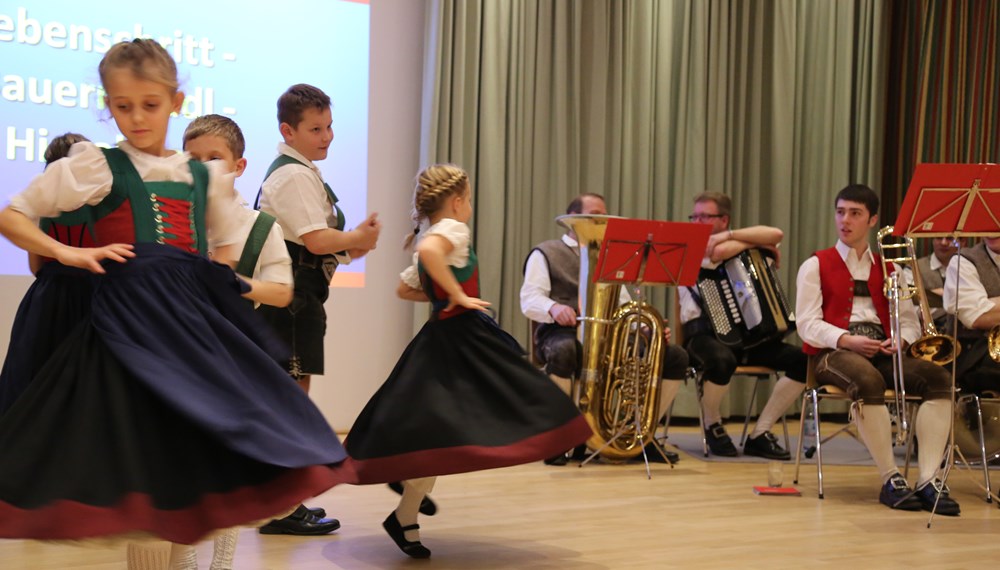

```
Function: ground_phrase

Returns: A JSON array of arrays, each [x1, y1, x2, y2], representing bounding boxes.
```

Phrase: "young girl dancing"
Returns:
[[344, 164, 591, 558], [0, 39, 352, 565]]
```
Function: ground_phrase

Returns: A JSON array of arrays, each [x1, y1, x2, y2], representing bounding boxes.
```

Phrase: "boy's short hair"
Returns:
[[566, 193, 606, 215], [183, 114, 246, 159], [835, 184, 879, 216], [277, 84, 331, 129], [44, 133, 89, 165], [693, 191, 731, 217]]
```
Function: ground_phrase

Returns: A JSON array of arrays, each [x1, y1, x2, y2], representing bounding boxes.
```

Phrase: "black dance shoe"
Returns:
[[878, 473, 922, 511], [306, 505, 327, 519], [915, 479, 961, 516], [387, 481, 438, 516], [704, 422, 738, 457], [743, 431, 791, 460], [383, 512, 431, 559], [259, 504, 341, 535], [544, 452, 569, 466]]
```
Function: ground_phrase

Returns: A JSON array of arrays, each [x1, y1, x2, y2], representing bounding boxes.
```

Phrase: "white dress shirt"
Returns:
[[257, 143, 339, 245], [944, 245, 1000, 329], [796, 240, 920, 349], [520, 234, 630, 323]]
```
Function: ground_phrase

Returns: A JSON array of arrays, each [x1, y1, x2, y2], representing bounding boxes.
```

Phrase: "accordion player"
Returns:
[[690, 248, 795, 349]]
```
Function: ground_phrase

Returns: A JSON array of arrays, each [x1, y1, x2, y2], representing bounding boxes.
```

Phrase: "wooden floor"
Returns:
[[3, 424, 1000, 569]]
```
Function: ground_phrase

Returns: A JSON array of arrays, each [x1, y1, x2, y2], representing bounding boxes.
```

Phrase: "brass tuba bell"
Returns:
[[876, 226, 959, 365]]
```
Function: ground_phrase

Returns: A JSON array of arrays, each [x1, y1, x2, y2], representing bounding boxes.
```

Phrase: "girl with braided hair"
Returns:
[[344, 164, 590, 559]]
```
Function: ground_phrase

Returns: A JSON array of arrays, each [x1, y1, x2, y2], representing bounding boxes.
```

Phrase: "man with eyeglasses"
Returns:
[[678, 191, 807, 459]]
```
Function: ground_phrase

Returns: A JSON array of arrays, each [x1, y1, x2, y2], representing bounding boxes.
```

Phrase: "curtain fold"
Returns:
[[882, 0, 1000, 225]]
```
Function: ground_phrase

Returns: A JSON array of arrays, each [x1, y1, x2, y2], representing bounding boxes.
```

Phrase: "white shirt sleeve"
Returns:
[[521, 249, 556, 323], [795, 255, 848, 349], [890, 263, 922, 345], [8, 142, 112, 221], [204, 161, 244, 247], [400, 262, 421, 289], [260, 166, 336, 243], [256, 221, 293, 285], [944, 254, 994, 328]]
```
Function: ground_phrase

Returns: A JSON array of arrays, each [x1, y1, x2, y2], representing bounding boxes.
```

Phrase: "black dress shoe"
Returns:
[[383, 512, 431, 558], [743, 431, 791, 460], [259, 504, 341, 535], [915, 479, 961, 516], [544, 453, 569, 466], [704, 422, 738, 457], [878, 473, 922, 511], [386, 482, 438, 516], [306, 505, 327, 519]]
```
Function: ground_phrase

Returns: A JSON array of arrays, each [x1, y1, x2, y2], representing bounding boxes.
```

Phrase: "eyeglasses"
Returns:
[[688, 214, 724, 222]]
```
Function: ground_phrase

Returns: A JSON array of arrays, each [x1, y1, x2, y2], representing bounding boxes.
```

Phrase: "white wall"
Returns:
[[0, 0, 428, 431], [310, 0, 429, 430]]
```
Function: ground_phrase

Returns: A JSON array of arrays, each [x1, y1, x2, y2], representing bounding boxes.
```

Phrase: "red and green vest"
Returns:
[[803, 246, 893, 355]]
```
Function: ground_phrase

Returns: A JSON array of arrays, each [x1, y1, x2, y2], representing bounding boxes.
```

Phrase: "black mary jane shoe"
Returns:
[[387, 481, 438, 516], [383, 512, 431, 559]]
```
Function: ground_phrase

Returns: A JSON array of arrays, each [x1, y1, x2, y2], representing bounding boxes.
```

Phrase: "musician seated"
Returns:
[[679, 191, 807, 460], [944, 236, 1000, 397], [796, 184, 958, 515], [520, 193, 690, 464], [903, 236, 958, 331]]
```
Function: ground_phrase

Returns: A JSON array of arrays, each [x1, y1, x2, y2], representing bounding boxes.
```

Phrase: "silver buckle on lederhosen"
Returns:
[[848, 322, 887, 342]]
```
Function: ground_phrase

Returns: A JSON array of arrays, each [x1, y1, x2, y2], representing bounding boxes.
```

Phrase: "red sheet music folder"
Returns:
[[892, 163, 1000, 237], [594, 219, 711, 286]]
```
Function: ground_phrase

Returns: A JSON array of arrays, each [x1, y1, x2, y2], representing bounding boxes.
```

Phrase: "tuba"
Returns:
[[876, 226, 959, 365], [557, 214, 664, 461]]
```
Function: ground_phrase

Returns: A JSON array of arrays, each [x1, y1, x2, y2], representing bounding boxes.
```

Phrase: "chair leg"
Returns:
[[812, 390, 825, 499], [780, 411, 790, 454], [971, 395, 994, 503], [740, 378, 760, 447], [902, 402, 917, 482], [659, 399, 676, 443], [793, 390, 809, 485], [695, 371, 709, 457]]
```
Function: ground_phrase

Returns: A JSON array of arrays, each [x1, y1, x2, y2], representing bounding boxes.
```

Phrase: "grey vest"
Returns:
[[956, 242, 1000, 338], [528, 239, 580, 311]]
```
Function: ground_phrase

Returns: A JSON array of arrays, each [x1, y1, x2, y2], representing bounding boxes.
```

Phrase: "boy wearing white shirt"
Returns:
[[255, 84, 381, 395], [795, 184, 958, 514]]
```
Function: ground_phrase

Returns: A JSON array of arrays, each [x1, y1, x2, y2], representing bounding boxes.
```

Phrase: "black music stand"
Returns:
[[578, 219, 711, 478], [894, 163, 1000, 525]]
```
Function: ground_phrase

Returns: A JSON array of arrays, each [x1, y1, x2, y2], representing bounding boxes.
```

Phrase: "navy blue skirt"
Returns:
[[0, 244, 353, 544], [0, 262, 93, 415], [344, 310, 591, 484]]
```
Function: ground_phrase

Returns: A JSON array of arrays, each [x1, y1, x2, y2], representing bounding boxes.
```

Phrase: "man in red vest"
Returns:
[[795, 184, 958, 515]]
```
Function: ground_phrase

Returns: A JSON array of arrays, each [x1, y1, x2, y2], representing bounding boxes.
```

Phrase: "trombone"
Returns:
[[877, 226, 960, 445]]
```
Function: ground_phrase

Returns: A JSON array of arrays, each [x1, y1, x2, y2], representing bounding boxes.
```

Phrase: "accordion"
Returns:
[[695, 248, 795, 349]]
